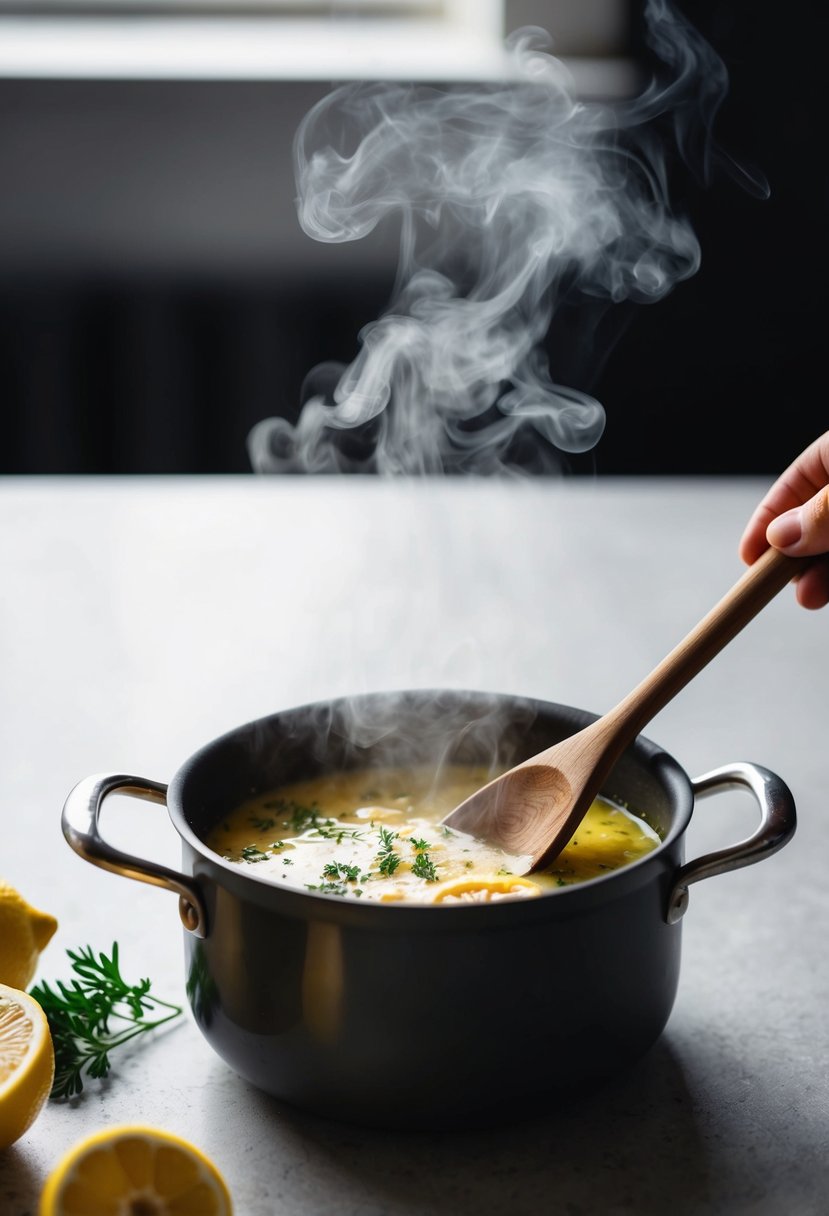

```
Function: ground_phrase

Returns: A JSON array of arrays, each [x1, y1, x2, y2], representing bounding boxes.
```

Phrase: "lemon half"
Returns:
[[0, 982, 55, 1149], [39, 1125, 234, 1216], [0, 879, 58, 989]]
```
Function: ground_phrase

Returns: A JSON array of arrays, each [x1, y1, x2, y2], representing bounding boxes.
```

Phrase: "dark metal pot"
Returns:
[[62, 689, 795, 1130]]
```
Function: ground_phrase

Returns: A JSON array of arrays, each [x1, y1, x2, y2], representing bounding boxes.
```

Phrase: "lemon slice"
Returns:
[[431, 876, 543, 903], [0, 879, 58, 990], [39, 1125, 234, 1216], [0, 982, 55, 1150]]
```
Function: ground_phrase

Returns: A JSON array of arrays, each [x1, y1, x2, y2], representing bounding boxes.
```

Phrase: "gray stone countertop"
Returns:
[[0, 475, 826, 1215]]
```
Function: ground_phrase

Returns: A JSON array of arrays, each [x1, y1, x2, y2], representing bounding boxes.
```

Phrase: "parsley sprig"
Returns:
[[29, 943, 183, 1100], [411, 852, 439, 882], [376, 826, 401, 876]]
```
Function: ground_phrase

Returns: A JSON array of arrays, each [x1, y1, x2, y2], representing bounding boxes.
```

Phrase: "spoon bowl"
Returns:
[[442, 546, 809, 871]]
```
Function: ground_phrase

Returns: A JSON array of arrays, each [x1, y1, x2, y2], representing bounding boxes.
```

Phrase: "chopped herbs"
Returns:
[[376, 826, 401, 877], [411, 852, 439, 882], [248, 815, 277, 831], [306, 881, 350, 897], [322, 861, 361, 883], [310, 821, 365, 843], [262, 797, 323, 832], [208, 765, 659, 903], [240, 844, 271, 862]]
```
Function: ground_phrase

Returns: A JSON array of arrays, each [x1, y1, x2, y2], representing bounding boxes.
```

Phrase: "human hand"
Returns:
[[739, 431, 829, 610]]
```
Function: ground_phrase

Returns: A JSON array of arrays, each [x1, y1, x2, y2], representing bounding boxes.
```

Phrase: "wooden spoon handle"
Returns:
[[599, 547, 810, 749]]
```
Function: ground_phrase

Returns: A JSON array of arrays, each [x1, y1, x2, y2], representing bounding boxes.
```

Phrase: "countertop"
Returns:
[[0, 475, 826, 1215]]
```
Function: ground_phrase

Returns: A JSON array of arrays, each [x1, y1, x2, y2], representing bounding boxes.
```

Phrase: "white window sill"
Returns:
[[0, 17, 638, 94]]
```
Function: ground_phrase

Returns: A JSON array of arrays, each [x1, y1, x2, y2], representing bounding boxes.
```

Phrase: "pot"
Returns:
[[62, 689, 795, 1130]]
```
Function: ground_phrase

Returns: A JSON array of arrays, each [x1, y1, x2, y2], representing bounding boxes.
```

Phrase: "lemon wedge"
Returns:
[[39, 1125, 234, 1216], [0, 982, 55, 1149], [0, 879, 58, 989]]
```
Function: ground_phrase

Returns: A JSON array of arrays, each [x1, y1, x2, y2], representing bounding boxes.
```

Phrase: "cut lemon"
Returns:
[[0, 982, 55, 1149], [0, 879, 58, 989], [39, 1125, 234, 1216], [431, 876, 543, 903]]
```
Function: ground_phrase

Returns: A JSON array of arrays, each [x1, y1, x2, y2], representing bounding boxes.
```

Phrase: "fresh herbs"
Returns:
[[240, 844, 271, 863], [261, 797, 323, 833], [310, 822, 365, 844], [29, 943, 183, 1101], [322, 861, 362, 883], [228, 786, 452, 898], [376, 827, 401, 877], [411, 852, 439, 882], [306, 880, 361, 897], [248, 814, 277, 831]]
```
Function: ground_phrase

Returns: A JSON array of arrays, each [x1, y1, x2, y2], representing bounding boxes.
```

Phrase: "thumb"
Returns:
[[766, 486, 829, 556]]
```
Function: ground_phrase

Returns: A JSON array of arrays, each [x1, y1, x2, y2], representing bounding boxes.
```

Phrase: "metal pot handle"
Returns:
[[666, 762, 796, 924], [62, 772, 207, 938]]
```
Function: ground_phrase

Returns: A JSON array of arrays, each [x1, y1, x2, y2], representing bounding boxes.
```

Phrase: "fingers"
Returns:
[[793, 559, 829, 611], [739, 503, 777, 565], [767, 486, 829, 556], [739, 431, 829, 567]]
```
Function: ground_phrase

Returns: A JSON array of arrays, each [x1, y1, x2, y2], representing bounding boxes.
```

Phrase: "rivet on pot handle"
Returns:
[[62, 773, 208, 938], [666, 762, 796, 924]]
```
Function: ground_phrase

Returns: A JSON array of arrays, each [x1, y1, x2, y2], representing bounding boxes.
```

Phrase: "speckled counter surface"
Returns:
[[1, 476, 826, 1215]]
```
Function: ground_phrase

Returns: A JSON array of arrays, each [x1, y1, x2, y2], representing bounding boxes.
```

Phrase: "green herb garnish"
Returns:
[[409, 836, 430, 852], [376, 826, 400, 876], [306, 881, 350, 897], [322, 861, 361, 883], [411, 852, 439, 882], [311, 821, 365, 843], [240, 844, 271, 862], [29, 943, 183, 1101], [262, 797, 322, 832], [248, 815, 276, 831]]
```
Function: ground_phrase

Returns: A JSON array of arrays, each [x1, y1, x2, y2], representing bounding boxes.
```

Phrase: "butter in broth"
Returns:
[[206, 764, 660, 903]]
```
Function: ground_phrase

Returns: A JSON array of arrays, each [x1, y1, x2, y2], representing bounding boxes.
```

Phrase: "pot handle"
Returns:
[[666, 762, 796, 924], [62, 772, 207, 938]]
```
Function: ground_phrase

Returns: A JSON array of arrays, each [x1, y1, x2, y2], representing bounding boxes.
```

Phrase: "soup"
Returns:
[[206, 764, 660, 903]]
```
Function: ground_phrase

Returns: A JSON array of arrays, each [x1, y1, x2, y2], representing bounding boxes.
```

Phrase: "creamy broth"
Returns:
[[206, 765, 660, 903]]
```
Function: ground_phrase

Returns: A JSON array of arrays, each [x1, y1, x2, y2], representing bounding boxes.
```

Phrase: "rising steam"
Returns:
[[249, 0, 766, 476]]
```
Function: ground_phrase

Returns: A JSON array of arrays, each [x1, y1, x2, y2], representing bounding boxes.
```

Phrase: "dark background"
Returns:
[[0, 0, 825, 476]]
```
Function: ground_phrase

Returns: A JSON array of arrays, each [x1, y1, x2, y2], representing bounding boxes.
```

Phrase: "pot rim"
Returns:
[[167, 687, 694, 925]]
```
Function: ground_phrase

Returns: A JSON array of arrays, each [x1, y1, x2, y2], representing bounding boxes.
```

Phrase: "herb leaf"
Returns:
[[29, 943, 183, 1101], [322, 861, 361, 883], [411, 852, 439, 882], [376, 826, 400, 876]]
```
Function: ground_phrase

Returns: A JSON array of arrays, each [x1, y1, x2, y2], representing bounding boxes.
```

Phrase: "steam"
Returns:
[[249, 0, 766, 476]]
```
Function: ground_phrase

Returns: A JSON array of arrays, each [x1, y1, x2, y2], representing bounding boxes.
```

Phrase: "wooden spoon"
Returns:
[[441, 547, 809, 873]]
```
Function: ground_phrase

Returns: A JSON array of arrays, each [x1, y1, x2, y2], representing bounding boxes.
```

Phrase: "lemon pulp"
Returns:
[[0, 982, 55, 1149], [39, 1125, 234, 1216]]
